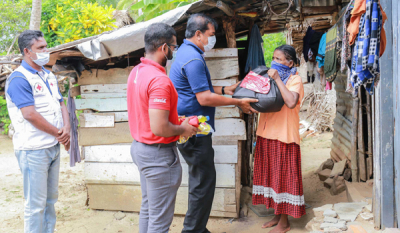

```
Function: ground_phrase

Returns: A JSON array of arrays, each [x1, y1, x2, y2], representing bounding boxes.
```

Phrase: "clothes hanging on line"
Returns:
[[341, 0, 355, 72], [351, 0, 384, 95], [316, 33, 327, 68], [303, 26, 324, 62], [244, 25, 266, 73], [324, 25, 339, 82]]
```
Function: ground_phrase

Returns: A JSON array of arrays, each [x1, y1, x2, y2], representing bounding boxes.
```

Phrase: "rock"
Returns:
[[320, 221, 347, 231], [334, 202, 367, 222], [323, 159, 335, 170], [366, 179, 374, 187], [330, 176, 346, 195], [360, 212, 373, 221], [330, 159, 347, 177], [324, 178, 334, 188], [313, 204, 334, 218], [343, 168, 352, 181], [364, 204, 372, 213], [318, 169, 332, 181], [324, 228, 342, 233], [306, 218, 323, 232], [323, 209, 337, 218], [383, 228, 400, 233], [114, 211, 126, 220], [323, 216, 338, 223]]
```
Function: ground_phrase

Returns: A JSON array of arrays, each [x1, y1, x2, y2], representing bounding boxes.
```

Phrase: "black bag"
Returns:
[[232, 66, 284, 113]]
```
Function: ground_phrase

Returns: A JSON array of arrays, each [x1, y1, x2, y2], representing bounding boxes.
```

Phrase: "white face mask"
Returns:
[[200, 35, 216, 52], [30, 50, 50, 66]]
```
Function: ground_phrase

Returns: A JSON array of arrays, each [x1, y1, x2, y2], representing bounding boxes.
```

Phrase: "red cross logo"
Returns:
[[50, 83, 53, 86], [37, 85, 42, 91], [34, 83, 44, 92]]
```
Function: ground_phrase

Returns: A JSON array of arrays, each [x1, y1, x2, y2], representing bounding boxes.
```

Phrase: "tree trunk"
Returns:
[[29, 0, 42, 30]]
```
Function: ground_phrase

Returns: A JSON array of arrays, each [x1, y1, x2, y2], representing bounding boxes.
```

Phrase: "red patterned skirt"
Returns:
[[252, 137, 306, 218]]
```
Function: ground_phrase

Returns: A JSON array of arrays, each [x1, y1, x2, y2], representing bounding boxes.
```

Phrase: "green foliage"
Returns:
[[262, 32, 286, 67], [47, 0, 117, 45], [117, 0, 197, 22], [0, 0, 32, 54], [0, 96, 11, 135]]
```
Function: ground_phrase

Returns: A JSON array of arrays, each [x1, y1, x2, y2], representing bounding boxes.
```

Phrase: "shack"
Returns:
[[41, 0, 396, 227]]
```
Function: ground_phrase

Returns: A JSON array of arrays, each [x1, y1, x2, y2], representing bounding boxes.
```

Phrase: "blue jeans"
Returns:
[[15, 143, 61, 233]]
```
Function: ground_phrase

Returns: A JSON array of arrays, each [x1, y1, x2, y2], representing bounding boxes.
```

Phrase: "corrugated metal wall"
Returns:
[[330, 74, 353, 164]]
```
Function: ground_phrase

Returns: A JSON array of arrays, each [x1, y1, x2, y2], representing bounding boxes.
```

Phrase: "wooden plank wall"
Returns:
[[76, 48, 245, 218]]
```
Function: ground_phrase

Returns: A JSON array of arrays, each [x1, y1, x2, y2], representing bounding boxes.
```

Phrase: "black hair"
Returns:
[[144, 23, 177, 53], [275, 44, 299, 66], [18, 30, 44, 56], [185, 13, 218, 38]]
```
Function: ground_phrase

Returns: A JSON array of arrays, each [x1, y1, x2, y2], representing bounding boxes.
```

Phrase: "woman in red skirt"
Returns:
[[252, 45, 305, 232]]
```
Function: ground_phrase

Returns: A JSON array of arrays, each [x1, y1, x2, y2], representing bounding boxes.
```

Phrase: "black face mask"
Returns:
[[162, 44, 173, 67]]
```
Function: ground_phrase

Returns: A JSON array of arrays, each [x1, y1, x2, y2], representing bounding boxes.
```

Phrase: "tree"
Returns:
[[117, 0, 197, 22], [262, 32, 286, 67], [30, 0, 42, 30]]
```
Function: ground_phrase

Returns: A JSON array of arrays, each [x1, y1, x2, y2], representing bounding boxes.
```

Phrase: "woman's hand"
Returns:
[[268, 69, 280, 81]]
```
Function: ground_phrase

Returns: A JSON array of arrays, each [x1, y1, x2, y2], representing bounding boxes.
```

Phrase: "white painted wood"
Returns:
[[207, 58, 239, 80], [84, 162, 236, 188], [213, 119, 246, 140], [212, 78, 238, 87], [81, 84, 127, 93], [78, 67, 133, 85], [112, 112, 128, 122], [215, 107, 240, 119], [80, 113, 115, 128], [75, 98, 127, 111], [81, 93, 127, 99], [204, 48, 238, 58], [84, 144, 238, 164]]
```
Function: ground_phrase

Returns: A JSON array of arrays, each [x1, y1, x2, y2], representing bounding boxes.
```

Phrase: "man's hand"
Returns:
[[180, 118, 198, 138], [267, 69, 280, 81], [64, 141, 70, 151], [224, 82, 240, 95], [57, 125, 70, 145], [237, 98, 259, 115]]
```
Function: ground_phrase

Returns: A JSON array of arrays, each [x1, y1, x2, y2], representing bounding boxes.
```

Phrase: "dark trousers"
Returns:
[[178, 134, 216, 233]]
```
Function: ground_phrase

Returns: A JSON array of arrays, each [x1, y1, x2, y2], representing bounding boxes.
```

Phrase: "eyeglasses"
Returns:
[[167, 43, 179, 52]]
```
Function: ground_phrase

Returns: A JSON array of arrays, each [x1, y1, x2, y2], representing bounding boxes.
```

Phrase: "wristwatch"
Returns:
[[222, 86, 225, 95]]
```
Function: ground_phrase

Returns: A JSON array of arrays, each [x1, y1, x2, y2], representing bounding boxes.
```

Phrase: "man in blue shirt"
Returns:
[[6, 30, 70, 233], [170, 13, 258, 233]]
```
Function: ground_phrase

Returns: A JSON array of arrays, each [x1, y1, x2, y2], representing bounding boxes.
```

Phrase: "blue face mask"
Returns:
[[270, 60, 297, 84]]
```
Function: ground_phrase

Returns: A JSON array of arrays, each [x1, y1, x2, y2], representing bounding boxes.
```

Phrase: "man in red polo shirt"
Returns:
[[127, 23, 197, 233]]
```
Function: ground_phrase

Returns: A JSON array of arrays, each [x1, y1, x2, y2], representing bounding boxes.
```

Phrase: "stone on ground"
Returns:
[[364, 204, 372, 213], [319, 169, 332, 181], [324, 178, 334, 188], [323, 209, 337, 218], [324, 216, 338, 223], [334, 202, 367, 222], [306, 217, 324, 232], [114, 211, 126, 220], [360, 212, 373, 221], [343, 168, 352, 181], [330, 159, 347, 177], [323, 159, 335, 170], [383, 228, 400, 233], [320, 221, 347, 231], [324, 228, 342, 233], [313, 204, 334, 218]]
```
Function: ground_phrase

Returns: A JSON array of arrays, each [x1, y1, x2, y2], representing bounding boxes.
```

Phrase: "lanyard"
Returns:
[[36, 71, 53, 95]]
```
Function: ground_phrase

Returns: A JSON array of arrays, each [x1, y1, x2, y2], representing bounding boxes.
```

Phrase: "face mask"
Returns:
[[200, 34, 216, 52], [271, 60, 297, 84], [30, 50, 50, 66]]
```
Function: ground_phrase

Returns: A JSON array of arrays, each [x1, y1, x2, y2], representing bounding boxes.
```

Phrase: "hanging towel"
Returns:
[[341, 0, 355, 72], [67, 89, 81, 167], [244, 25, 265, 73], [303, 27, 315, 62], [316, 33, 327, 68], [324, 26, 339, 82]]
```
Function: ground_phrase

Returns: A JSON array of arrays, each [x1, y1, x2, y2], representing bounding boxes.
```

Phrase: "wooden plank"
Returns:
[[70, 86, 81, 97], [373, 85, 381, 229], [81, 84, 127, 93], [78, 120, 246, 146], [83, 144, 238, 164], [87, 184, 237, 217], [78, 67, 133, 85], [301, 6, 337, 14], [351, 97, 359, 182], [207, 58, 239, 80], [75, 98, 127, 111], [358, 89, 367, 182], [212, 77, 238, 86], [84, 162, 236, 188], [79, 113, 115, 128], [113, 112, 128, 122], [203, 48, 238, 58], [81, 93, 127, 99], [215, 107, 240, 119], [79, 122, 132, 146], [235, 141, 242, 217]]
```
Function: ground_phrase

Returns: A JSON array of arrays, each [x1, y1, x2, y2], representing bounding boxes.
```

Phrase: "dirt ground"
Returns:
[[1, 131, 370, 233]]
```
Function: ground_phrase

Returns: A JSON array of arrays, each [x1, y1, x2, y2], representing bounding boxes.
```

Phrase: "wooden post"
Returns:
[[358, 88, 367, 181], [366, 93, 373, 179], [223, 19, 237, 49], [351, 97, 359, 182]]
